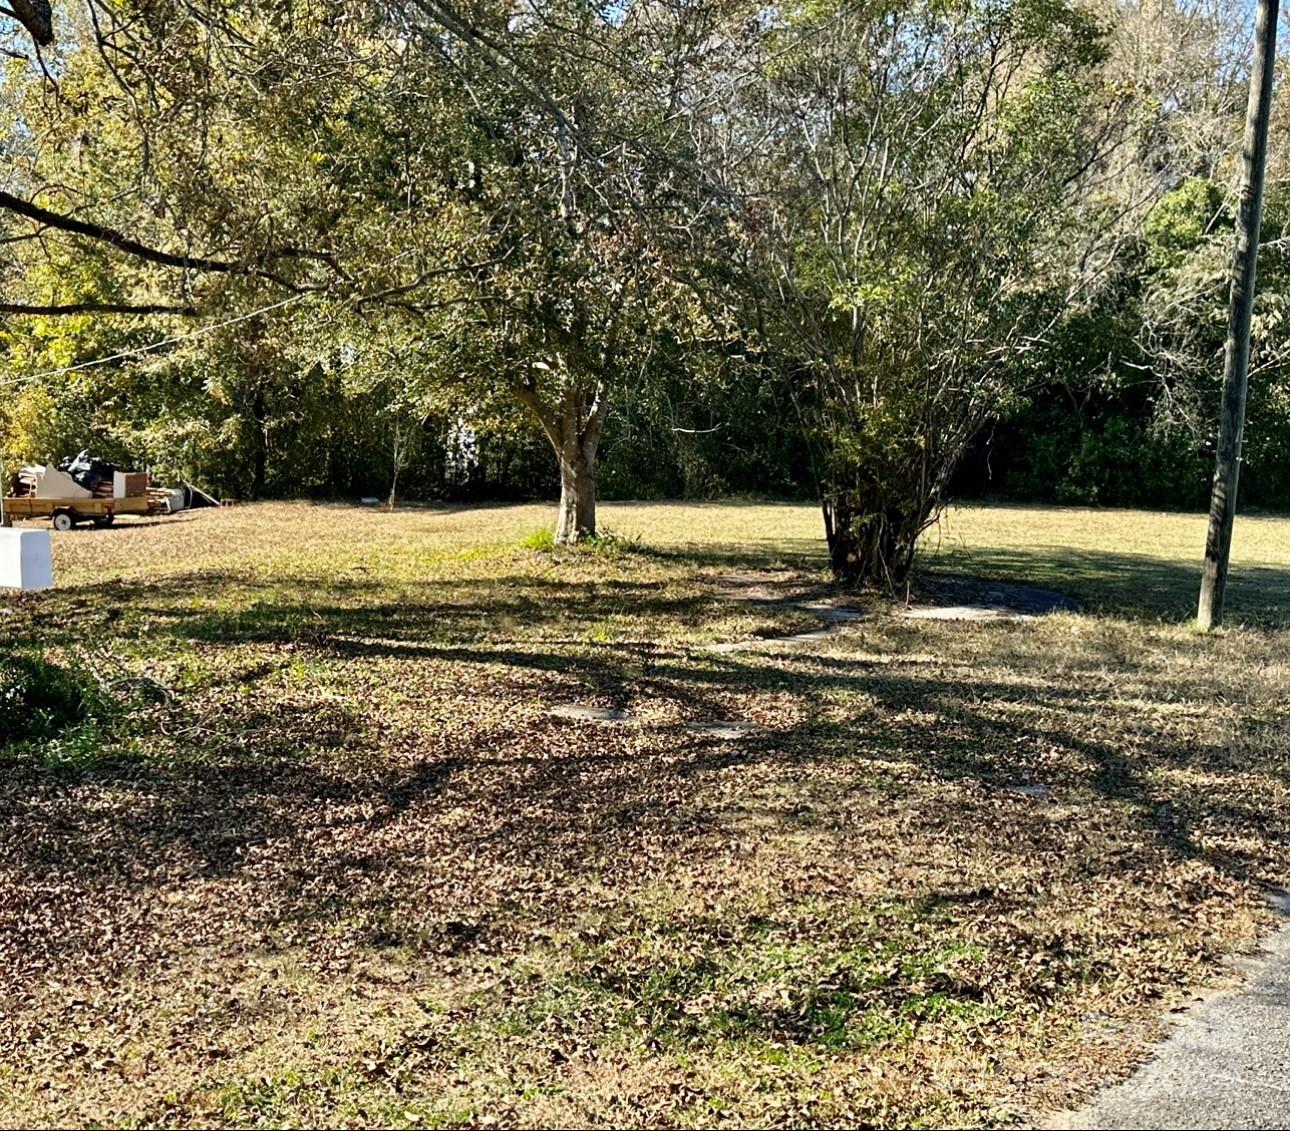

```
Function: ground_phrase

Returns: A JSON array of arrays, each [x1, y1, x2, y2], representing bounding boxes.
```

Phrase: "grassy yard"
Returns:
[[2, 500, 1289, 1128]]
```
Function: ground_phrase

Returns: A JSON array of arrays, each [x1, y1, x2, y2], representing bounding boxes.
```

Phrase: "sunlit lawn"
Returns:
[[2, 499, 1288, 1128]]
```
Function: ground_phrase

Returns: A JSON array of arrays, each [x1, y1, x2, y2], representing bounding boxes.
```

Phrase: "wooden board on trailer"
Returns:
[[1, 495, 159, 527]]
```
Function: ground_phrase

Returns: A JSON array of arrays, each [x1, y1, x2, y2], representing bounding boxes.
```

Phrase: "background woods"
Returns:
[[1, 2, 1288, 577]]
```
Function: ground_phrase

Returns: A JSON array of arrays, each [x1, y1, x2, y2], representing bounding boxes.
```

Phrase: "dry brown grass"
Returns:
[[1, 499, 1288, 1128]]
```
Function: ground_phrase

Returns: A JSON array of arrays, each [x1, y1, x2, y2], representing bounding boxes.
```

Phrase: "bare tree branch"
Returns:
[[0, 190, 320, 288], [0, 299, 197, 316]]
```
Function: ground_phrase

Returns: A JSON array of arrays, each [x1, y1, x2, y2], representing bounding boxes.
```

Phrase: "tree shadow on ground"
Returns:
[[4, 545, 1288, 1000], [919, 544, 1290, 628], [4, 563, 845, 656], [630, 537, 828, 572]]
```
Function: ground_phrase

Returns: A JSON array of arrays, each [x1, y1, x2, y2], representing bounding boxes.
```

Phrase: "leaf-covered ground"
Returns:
[[2, 500, 1289, 1129]]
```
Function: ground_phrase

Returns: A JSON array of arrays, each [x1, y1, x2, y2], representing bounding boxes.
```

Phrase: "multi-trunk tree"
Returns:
[[681, 0, 1118, 584]]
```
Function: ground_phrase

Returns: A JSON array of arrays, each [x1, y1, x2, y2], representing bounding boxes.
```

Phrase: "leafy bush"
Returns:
[[0, 653, 132, 770], [985, 398, 1209, 509]]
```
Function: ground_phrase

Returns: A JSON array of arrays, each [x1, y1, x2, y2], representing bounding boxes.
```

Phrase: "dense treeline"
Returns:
[[2, 2, 1288, 574]]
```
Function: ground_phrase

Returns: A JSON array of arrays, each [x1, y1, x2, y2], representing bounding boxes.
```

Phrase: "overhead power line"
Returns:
[[0, 293, 307, 388]]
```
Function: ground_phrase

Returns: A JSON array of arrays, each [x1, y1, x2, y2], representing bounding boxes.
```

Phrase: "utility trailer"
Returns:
[[1, 491, 170, 530], [3, 459, 173, 530]]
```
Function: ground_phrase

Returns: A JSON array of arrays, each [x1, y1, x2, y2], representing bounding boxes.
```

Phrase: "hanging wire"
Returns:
[[0, 293, 310, 388]]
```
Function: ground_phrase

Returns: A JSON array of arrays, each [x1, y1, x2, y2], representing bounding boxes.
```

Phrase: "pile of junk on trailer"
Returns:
[[2, 450, 220, 531]]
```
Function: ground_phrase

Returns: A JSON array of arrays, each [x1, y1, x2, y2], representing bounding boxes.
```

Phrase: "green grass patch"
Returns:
[[519, 525, 643, 556], [214, 1068, 471, 1130]]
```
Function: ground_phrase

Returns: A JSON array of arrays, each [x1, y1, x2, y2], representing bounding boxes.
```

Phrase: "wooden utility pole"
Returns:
[[1198, 0, 1280, 630]]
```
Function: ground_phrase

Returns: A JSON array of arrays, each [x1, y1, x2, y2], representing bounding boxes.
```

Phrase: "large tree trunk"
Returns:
[[822, 495, 920, 587], [515, 380, 607, 544], [556, 442, 597, 543]]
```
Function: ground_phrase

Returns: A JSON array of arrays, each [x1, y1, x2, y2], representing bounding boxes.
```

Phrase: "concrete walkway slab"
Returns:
[[683, 721, 760, 740], [1003, 782, 1051, 799], [905, 577, 1079, 622], [549, 705, 633, 723], [1049, 899, 1290, 1130]]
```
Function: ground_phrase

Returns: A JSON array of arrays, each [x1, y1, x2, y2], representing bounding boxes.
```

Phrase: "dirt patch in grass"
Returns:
[[1, 501, 1289, 1127]]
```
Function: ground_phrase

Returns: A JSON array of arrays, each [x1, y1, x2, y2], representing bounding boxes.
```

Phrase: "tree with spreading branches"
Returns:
[[681, 0, 1119, 584]]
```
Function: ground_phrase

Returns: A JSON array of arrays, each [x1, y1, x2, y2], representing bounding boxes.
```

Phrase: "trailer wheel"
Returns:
[[51, 510, 75, 532], [93, 514, 115, 528]]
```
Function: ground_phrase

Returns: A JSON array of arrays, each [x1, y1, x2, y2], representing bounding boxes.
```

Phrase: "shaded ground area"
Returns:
[[1, 501, 1289, 1128], [923, 503, 1290, 627], [905, 576, 1081, 621]]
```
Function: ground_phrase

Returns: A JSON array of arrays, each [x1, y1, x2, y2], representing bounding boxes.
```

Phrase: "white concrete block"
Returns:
[[0, 528, 55, 591]]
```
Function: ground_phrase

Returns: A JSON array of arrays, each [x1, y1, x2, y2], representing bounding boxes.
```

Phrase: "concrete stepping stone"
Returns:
[[707, 629, 829, 653], [707, 639, 753, 654], [549, 705, 633, 723], [1003, 782, 1051, 799], [798, 602, 863, 623], [778, 628, 840, 645], [707, 600, 862, 653], [714, 571, 807, 604], [683, 721, 761, 740], [905, 603, 1032, 621]]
